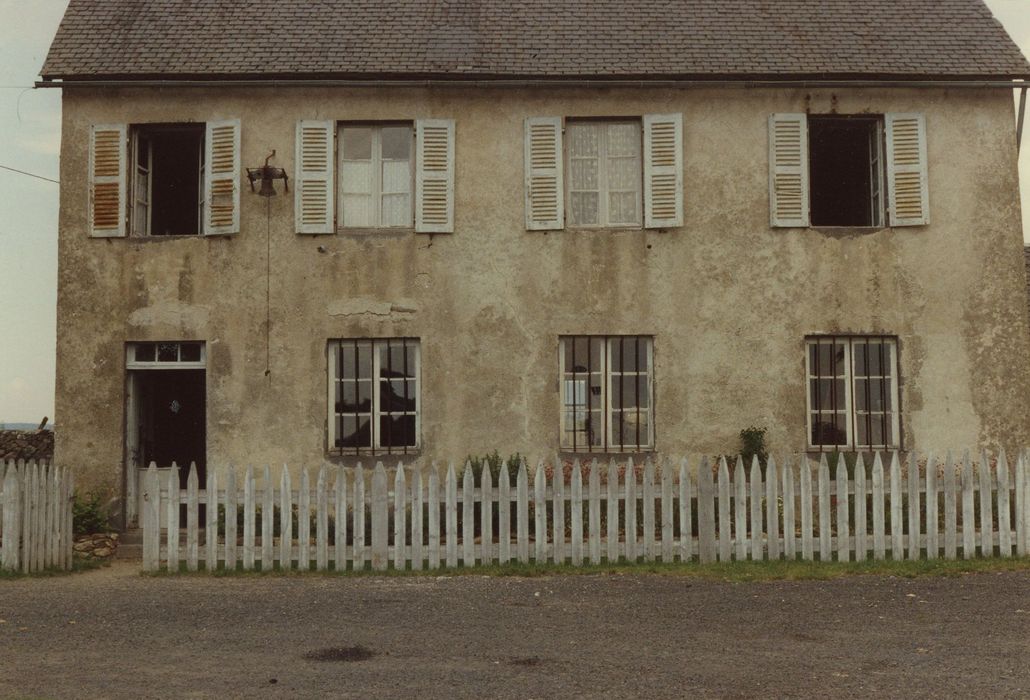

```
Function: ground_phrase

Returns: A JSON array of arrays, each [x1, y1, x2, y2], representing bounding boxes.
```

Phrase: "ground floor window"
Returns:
[[328, 339, 420, 454], [560, 335, 654, 452], [806, 336, 899, 450]]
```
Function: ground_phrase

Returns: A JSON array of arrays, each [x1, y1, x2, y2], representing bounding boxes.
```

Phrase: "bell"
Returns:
[[258, 174, 277, 197]]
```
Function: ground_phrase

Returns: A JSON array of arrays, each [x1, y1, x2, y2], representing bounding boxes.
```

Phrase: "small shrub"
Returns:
[[739, 426, 769, 474], [73, 492, 110, 535], [464, 450, 526, 487]]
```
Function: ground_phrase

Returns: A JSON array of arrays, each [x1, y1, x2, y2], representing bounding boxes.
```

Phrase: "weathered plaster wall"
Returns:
[[53, 86, 1030, 496]]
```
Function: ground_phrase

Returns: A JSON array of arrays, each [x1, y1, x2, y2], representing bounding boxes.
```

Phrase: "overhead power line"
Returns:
[[0, 164, 59, 184]]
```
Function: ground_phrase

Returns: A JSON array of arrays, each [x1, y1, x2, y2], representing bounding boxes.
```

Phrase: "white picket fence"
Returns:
[[0, 460, 75, 572], [141, 450, 1030, 573]]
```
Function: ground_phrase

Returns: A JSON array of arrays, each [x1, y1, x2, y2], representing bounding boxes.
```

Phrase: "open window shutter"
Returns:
[[415, 119, 454, 233], [768, 114, 809, 228], [89, 124, 127, 238], [524, 117, 564, 230], [886, 113, 929, 227], [295, 120, 335, 234], [203, 119, 241, 235], [643, 113, 683, 229]]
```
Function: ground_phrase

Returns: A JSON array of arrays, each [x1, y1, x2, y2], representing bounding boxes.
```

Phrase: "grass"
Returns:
[[0, 557, 107, 580], [148, 555, 1030, 583]]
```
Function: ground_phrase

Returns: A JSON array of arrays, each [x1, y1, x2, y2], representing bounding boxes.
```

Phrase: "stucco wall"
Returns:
[[53, 86, 1030, 496]]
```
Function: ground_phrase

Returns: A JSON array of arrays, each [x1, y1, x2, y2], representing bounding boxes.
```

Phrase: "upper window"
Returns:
[[560, 336, 654, 452], [566, 120, 643, 228], [295, 119, 455, 235], [524, 114, 683, 231], [88, 121, 240, 239], [805, 336, 900, 450], [328, 339, 420, 454], [339, 124, 414, 229], [126, 341, 205, 370], [769, 113, 928, 229]]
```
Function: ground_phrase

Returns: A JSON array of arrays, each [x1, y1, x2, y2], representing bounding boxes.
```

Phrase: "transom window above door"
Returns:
[[126, 341, 206, 369]]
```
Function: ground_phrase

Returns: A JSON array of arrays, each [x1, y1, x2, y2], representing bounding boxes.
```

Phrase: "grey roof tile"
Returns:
[[40, 0, 1030, 80]]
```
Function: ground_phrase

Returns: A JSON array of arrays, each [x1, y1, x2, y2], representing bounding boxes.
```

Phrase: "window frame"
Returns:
[[807, 114, 886, 229], [327, 338, 421, 455], [559, 335, 655, 453], [336, 121, 415, 231], [804, 335, 900, 451], [125, 341, 206, 370], [564, 118, 644, 230], [127, 123, 207, 237]]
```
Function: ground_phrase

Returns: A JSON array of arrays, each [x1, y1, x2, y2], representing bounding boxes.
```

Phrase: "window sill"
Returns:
[[558, 450, 657, 461], [537, 227, 674, 235], [334, 228, 414, 238], [327, 449, 423, 464], [807, 226, 890, 237]]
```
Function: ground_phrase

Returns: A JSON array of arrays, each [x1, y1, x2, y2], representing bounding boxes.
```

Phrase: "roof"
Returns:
[[41, 0, 1030, 82], [0, 430, 55, 463]]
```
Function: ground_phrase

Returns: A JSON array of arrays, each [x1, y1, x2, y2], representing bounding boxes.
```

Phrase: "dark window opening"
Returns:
[[809, 117, 883, 227], [133, 124, 205, 236]]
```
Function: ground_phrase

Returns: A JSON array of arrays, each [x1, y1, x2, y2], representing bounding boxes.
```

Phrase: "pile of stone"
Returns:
[[0, 428, 55, 462], [73, 533, 119, 560]]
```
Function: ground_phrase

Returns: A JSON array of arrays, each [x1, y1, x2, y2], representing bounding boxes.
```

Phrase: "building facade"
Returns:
[[41, 1, 1030, 523]]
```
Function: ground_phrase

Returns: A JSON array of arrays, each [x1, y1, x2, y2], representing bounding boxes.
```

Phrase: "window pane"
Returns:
[[568, 124, 600, 157], [134, 343, 155, 362], [339, 380, 373, 412], [380, 379, 416, 412], [570, 192, 599, 226], [570, 157, 599, 190], [608, 191, 639, 225], [381, 126, 411, 160], [618, 410, 649, 447], [606, 123, 640, 157], [339, 415, 372, 448], [339, 342, 372, 380], [179, 343, 201, 362], [342, 127, 372, 160], [810, 341, 846, 376], [809, 378, 846, 411], [380, 415, 416, 448], [811, 414, 848, 446], [157, 342, 178, 362]]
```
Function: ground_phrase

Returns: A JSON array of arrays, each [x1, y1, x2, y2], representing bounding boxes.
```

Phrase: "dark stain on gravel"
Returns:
[[509, 656, 544, 667], [304, 645, 377, 662]]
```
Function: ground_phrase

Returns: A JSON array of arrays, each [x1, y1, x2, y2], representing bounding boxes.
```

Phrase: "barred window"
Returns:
[[328, 339, 420, 454], [806, 336, 899, 450], [560, 336, 654, 452]]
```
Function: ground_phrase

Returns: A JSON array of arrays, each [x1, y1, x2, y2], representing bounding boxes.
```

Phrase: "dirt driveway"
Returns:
[[2, 563, 1029, 698]]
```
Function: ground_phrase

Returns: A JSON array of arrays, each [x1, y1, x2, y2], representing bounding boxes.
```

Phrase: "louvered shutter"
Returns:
[[886, 113, 929, 227], [89, 124, 127, 238], [415, 119, 455, 233], [524, 117, 564, 230], [643, 113, 683, 229], [295, 120, 335, 234], [768, 114, 810, 228], [203, 119, 241, 235]]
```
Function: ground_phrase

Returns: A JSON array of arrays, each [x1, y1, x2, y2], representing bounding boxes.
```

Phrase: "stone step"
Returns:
[[114, 543, 142, 560]]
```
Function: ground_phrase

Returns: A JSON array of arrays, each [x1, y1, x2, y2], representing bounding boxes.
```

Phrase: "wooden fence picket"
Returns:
[[661, 459, 674, 562], [3, 464, 21, 571], [626, 458, 638, 562], [872, 453, 885, 560], [446, 462, 458, 568], [187, 463, 199, 571], [643, 459, 656, 562], [21, 461, 30, 573], [297, 467, 310, 571], [411, 469, 423, 570], [224, 467, 237, 570], [925, 453, 937, 560], [571, 461, 583, 566], [206, 469, 218, 570], [889, 453, 903, 560], [997, 450, 1011, 557], [280, 468, 293, 570], [606, 459, 619, 562], [679, 459, 692, 562], [1017, 453, 1027, 557], [717, 457, 731, 562], [394, 463, 407, 571], [462, 462, 474, 567], [854, 454, 867, 561], [317, 465, 329, 571], [800, 456, 814, 561], [961, 452, 975, 559], [698, 457, 716, 564], [261, 465, 274, 569], [750, 457, 763, 561], [818, 454, 831, 561], [497, 462, 510, 565], [978, 451, 993, 558], [335, 467, 347, 571], [167, 464, 180, 571], [143, 463, 160, 571], [481, 463, 493, 566], [782, 457, 795, 560], [835, 455, 849, 562], [554, 456, 565, 566], [534, 461, 547, 563], [517, 460, 529, 563], [427, 465, 440, 569], [766, 456, 780, 561], [243, 465, 256, 570], [371, 462, 388, 571], [589, 459, 601, 564], [907, 453, 920, 560], [733, 458, 747, 561], [354, 465, 366, 570]]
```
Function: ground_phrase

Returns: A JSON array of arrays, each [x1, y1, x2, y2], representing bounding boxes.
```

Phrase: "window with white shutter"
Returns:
[[203, 119, 241, 236], [643, 113, 683, 229], [415, 119, 455, 233], [524, 117, 564, 230], [768, 114, 810, 228], [885, 113, 929, 227], [89, 124, 127, 238], [295, 120, 335, 234]]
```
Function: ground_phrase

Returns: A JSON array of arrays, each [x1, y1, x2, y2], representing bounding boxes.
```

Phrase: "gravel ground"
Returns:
[[2, 563, 1030, 698]]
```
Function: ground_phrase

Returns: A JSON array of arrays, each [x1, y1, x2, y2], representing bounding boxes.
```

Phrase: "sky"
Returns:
[[1, 0, 1029, 424]]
